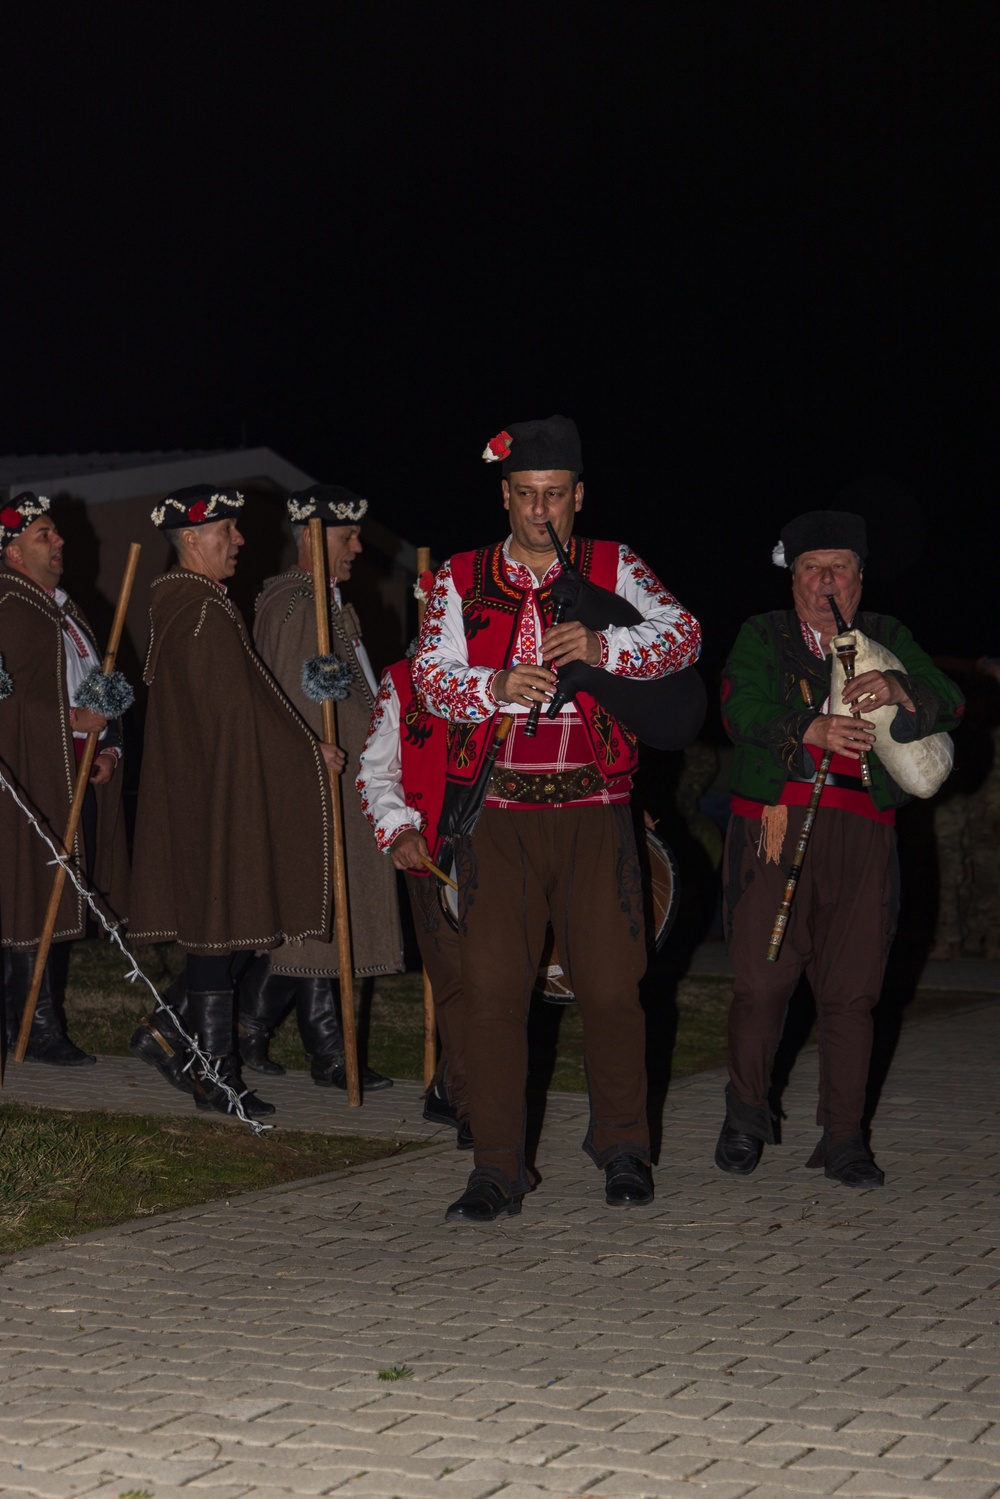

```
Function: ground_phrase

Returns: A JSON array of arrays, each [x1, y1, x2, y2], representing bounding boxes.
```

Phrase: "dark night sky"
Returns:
[[1, 2, 994, 682]]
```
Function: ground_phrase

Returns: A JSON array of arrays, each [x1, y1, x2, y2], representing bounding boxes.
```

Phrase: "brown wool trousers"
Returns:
[[404, 870, 468, 1116], [456, 805, 649, 1196], [723, 808, 899, 1146]]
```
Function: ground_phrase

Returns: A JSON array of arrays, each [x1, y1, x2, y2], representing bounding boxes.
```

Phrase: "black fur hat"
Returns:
[[773, 510, 868, 568], [482, 415, 583, 477]]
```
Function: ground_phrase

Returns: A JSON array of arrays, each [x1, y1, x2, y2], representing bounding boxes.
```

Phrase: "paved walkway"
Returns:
[[2, 998, 1000, 1499]]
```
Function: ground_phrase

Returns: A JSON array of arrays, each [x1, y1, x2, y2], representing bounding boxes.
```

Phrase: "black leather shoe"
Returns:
[[239, 1025, 286, 1075], [824, 1134, 885, 1188], [24, 1033, 97, 1066], [129, 1017, 193, 1093], [714, 1122, 763, 1175], [445, 1181, 522, 1223], [192, 1058, 276, 1118], [456, 1119, 474, 1150], [604, 1156, 653, 1207], [312, 1057, 394, 1090], [423, 1090, 459, 1128]]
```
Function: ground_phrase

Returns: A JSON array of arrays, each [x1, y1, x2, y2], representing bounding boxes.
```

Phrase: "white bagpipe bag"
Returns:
[[830, 630, 954, 798]]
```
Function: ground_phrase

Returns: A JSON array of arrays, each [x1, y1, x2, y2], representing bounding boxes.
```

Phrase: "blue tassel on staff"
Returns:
[[73, 665, 135, 717], [301, 653, 353, 703]]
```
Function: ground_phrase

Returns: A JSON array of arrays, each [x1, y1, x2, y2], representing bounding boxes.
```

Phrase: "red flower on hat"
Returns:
[[483, 430, 512, 462], [418, 569, 434, 595], [188, 500, 209, 523], [1, 507, 22, 530]]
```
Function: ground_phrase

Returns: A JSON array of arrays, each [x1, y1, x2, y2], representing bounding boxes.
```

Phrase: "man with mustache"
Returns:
[[716, 510, 963, 1187]]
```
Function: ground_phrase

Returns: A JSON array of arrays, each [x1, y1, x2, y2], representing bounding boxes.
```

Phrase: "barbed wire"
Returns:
[[0, 766, 271, 1134]]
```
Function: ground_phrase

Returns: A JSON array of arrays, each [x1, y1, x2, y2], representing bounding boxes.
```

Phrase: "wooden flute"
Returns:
[[765, 673, 834, 963]]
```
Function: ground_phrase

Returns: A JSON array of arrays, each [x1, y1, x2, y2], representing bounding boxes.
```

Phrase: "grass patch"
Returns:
[[64, 942, 736, 1086], [61, 940, 994, 1094], [0, 1103, 422, 1257]]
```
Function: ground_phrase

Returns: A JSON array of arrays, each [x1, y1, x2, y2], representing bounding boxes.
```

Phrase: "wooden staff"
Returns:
[[765, 674, 832, 963], [415, 544, 437, 1089], [13, 544, 141, 1063], [309, 515, 361, 1107]]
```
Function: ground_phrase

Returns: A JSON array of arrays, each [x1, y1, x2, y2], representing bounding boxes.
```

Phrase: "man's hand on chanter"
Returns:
[[492, 663, 557, 707], [841, 669, 913, 713], [803, 713, 877, 761], [541, 620, 602, 667]]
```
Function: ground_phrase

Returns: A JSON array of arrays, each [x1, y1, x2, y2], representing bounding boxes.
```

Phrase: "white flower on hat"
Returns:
[[772, 541, 787, 568]]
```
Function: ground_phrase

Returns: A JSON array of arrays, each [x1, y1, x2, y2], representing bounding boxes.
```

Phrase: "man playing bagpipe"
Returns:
[[0, 494, 128, 1064], [413, 415, 702, 1222], [717, 510, 964, 1187]]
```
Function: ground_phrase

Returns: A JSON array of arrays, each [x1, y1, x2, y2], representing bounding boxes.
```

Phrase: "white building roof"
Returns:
[[0, 447, 315, 505]]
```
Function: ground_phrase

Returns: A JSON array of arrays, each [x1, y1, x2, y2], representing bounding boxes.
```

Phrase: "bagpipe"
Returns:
[[526, 521, 706, 752], [766, 596, 954, 961]]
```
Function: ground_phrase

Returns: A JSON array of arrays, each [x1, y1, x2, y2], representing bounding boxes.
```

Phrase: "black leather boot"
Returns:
[[188, 989, 275, 1118], [3, 949, 96, 1065], [129, 976, 194, 1093], [294, 977, 393, 1090], [237, 955, 296, 1074]]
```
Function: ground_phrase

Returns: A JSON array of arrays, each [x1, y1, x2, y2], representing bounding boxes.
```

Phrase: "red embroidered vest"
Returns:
[[444, 538, 639, 788], [387, 658, 448, 859]]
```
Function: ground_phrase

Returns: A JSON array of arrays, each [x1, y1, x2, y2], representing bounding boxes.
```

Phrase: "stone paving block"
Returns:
[[324, 1475, 511, 1497], [700, 1460, 856, 1492], [592, 1474, 756, 1499], [0, 1470, 109, 1499], [275, 1428, 439, 1459], [834, 1476, 1000, 1499], [38, 1424, 207, 1459], [0, 1444, 103, 1474]]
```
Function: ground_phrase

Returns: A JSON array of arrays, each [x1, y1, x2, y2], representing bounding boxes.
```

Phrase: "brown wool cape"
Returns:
[[128, 570, 333, 952], [0, 570, 129, 947], [254, 569, 403, 977]]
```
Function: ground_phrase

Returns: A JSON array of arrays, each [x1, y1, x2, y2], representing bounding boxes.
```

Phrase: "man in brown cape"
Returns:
[[239, 484, 401, 1090], [0, 493, 128, 1065], [128, 485, 343, 1116]]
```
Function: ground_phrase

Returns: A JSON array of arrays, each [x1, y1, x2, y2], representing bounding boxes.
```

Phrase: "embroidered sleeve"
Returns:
[[356, 672, 421, 853], [411, 558, 498, 722], [602, 545, 702, 679]]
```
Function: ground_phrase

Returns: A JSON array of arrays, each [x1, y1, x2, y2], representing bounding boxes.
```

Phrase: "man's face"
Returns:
[[502, 471, 583, 562], [180, 517, 244, 582], [791, 548, 864, 632], [4, 516, 64, 589], [326, 524, 362, 584]]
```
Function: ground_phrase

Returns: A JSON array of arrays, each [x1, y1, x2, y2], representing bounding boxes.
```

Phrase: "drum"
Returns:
[[435, 827, 679, 1001]]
